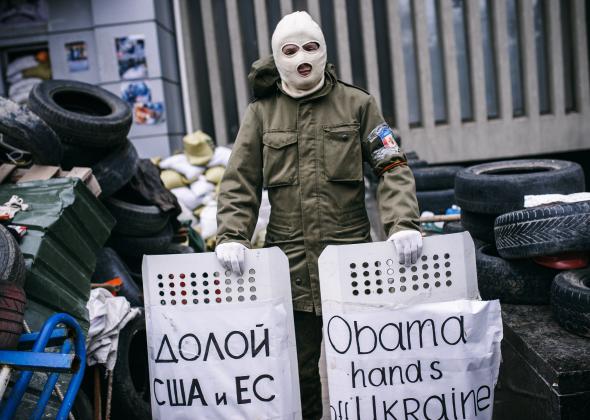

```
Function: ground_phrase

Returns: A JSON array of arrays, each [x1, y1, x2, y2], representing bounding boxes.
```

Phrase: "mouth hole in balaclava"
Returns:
[[297, 63, 313, 77]]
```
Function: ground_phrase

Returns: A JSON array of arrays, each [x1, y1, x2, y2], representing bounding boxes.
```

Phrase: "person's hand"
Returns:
[[215, 242, 247, 275], [387, 230, 423, 266]]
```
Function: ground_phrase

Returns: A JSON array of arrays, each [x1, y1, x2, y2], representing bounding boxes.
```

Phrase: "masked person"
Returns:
[[216, 11, 422, 419]]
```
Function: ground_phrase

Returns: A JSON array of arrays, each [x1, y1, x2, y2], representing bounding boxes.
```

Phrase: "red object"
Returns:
[[103, 277, 123, 296], [0, 284, 26, 349], [533, 253, 589, 270]]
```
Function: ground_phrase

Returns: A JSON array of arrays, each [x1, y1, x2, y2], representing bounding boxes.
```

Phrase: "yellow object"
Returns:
[[193, 205, 206, 218], [160, 169, 188, 190], [22, 62, 51, 80], [252, 228, 266, 249], [183, 130, 214, 166], [205, 236, 217, 251], [205, 166, 225, 185]]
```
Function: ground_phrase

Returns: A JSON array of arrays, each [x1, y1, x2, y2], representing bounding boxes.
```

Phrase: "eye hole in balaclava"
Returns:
[[272, 11, 327, 98], [281, 44, 299, 56]]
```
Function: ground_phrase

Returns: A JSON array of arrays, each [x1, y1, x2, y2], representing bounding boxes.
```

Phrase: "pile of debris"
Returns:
[[449, 159, 590, 337], [156, 130, 270, 250], [0, 79, 191, 418]]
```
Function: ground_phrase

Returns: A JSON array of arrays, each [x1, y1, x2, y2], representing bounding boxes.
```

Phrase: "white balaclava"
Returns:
[[271, 11, 327, 98]]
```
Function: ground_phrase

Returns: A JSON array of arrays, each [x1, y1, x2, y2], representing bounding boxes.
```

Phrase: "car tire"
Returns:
[[104, 195, 170, 237], [112, 312, 151, 420], [461, 210, 498, 244], [92, 248, 142, 307], [108, 223, 174, 258], [0, 97, 62, 165], [476, 243, 557, 304], [71, 389, 93, 420], [442, 221, 465, 234], [454, 159, 585, 214], [412, 165, 462, 191], [0, 284, 25, 349], [407, 159, 428, 168], [60, 143, 111, 169], [28, 80, 131, 148], [0, 225, 26, 287], [495, 201, 590, 259], [416, 189, 455, 214], [92, 140, 139, 198], [551, 269, 590, 338]]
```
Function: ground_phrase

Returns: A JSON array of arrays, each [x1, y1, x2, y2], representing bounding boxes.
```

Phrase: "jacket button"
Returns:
[[295, 278, 302, 285]]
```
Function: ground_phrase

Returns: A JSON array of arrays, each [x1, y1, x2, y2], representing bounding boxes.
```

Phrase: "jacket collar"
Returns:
[[276, 70, 335, 102]]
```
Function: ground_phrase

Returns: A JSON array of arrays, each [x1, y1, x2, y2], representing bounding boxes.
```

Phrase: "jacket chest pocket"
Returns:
[[323, 124, 363, 182], [262, 131, 299, 188]]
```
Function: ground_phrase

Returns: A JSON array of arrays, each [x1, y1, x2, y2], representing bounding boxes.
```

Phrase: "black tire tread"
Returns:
[[551, 269, 590, 337], [495, 201, 590, 258], [92, 140, 139, 198], [0, 226, 26, 286], [442, 221, 465, 234], [412, 165, 462, 191], [112, 312, 151, 419], [93, 248, 142, 307], [108, 223, 174, 257], [454, 159, 585, 214], [461, 210, 498, 244], [105, 196, 169, 237], [475, 243, 556, 304], [28, 80, 131, 148]]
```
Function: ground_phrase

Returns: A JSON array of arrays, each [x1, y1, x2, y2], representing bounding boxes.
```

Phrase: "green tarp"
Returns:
[[0, 178, 115, 332]]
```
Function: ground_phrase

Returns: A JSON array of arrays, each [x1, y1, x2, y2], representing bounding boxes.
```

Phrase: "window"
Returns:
[[452, 0, 474, 121], [399, 0, 422, 126], [426, 0, 447, 124], [507, 0, 525, 116], [480, 0, 499, 118]]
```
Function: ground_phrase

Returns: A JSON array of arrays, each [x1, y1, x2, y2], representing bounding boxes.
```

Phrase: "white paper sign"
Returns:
[[142, 249, 301, 419], [318, 233, 503, 420]]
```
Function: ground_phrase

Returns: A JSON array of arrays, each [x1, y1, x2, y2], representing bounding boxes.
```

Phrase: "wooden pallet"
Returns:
[[0, 164, 101, 197]]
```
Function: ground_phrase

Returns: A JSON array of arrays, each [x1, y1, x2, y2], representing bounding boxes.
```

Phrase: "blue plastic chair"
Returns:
[[0, 313, 86, 420]]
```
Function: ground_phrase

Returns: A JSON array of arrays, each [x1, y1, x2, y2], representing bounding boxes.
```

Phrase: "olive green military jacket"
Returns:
[[217, 57, 420, 314]]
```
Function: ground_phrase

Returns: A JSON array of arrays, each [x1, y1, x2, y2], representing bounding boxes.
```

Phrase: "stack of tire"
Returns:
[[494, 199, 590, 338], [23, 80, 189, 272], [455, 159, 590, 337], [408, 152, 462, 215], [0, 225, 26, 349], [27, 80, 137, 197], [20, 80, 188, 418]]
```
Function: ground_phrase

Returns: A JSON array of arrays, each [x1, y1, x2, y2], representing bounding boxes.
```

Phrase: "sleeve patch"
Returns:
[[368, 123, 400, 153]]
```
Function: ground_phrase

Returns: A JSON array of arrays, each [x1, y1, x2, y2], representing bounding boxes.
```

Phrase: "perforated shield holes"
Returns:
[[142, 249, 301, 419], [153, 267, 259, 306], [346, 253, 455, 297], [318, 233, 479, 306]]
